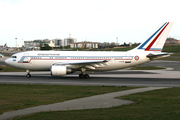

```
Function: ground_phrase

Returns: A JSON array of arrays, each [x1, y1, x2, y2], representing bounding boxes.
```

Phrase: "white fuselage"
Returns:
[[5, 51, 151, 71]]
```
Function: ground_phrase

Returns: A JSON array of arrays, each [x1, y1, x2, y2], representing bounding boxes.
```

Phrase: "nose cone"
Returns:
[[5, 58, 11, 65]]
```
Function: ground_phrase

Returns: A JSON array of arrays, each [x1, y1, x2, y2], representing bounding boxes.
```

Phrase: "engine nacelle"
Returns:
[[50, 65, 73, 76]]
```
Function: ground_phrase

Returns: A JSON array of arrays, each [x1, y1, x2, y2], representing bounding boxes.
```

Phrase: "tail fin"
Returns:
[[131, 22, 173, 52]]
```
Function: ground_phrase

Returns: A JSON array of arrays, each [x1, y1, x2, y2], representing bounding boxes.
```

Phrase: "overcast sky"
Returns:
[[0, 0, 179, 47]]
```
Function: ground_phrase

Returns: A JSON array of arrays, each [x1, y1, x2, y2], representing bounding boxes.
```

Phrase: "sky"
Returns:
[[0, 0, 180, 47]]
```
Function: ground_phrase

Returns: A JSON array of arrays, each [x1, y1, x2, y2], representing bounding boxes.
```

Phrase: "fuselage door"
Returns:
[[67, 56, 71, 63], [23, 53, 30, 63]]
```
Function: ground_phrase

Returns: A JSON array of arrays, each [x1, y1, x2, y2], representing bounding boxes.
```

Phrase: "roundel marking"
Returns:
[[134, 56, 139, 61]]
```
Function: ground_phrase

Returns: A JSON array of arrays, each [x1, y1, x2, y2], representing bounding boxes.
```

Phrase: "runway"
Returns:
[[0, 69, 180, 87], [1, 58, 180, 87]]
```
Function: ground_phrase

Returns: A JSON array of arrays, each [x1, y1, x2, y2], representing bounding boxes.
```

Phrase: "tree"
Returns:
[[40, 44, 52, 50], [123, 42, 127, 46]]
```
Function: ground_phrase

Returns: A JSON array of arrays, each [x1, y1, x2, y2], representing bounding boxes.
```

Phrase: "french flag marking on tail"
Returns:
[[133, 22, 173, 52]]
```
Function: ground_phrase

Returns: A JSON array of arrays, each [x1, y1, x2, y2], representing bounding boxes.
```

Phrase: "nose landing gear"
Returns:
[[26, 70, 31, 78]]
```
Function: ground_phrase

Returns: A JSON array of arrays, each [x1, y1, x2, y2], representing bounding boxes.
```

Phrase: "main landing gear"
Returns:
[[79, 74, 89, 79], [79, 68, 90, 79], [26, 70, 31, 78]]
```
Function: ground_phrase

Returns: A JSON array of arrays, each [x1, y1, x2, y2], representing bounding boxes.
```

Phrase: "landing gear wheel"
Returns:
[[79, 74, 84, 78], [80, 68, 90, 79], [26, 70, 31, 78], [85, 74, 89, 79], [79, 74, 89, 79], [26, 74, 31, 78]]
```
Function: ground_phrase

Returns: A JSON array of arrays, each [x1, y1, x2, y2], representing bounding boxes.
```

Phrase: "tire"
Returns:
[[26, 74, 31, 78], [79, 74, 84, 78], [85, 74, 89, 79]]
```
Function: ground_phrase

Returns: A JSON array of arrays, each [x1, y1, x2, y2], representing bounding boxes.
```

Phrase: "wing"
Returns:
[[53, 60, 110, 70]]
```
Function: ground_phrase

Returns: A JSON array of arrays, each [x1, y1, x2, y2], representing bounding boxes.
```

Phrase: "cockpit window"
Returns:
[[11, 56, 17, 58]]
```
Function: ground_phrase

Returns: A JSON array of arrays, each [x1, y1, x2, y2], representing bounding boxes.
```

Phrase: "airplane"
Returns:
[[0, 54, 4, 58], [5, 22, 173, 78]]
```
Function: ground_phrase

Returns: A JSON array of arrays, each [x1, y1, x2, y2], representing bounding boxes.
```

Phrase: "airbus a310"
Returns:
[[5, 22, 173, 78]]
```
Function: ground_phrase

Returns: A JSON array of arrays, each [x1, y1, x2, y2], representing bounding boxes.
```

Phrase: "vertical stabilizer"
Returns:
[[131, 22, 173, 52]]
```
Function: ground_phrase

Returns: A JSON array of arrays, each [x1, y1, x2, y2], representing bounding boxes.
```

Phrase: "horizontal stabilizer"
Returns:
[[146, 53, 171, 60]]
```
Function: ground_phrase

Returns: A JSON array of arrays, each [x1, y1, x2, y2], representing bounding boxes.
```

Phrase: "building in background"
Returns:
[[54, 38, 63, 47], [64, 38, 77, 46], [0, 45, 3, 50], [24, 36, 77, 49], [70, 41, 98, 49], [98, 42, 120, 49], [24, 39, 50, 49], [165, 38, 180, 44]]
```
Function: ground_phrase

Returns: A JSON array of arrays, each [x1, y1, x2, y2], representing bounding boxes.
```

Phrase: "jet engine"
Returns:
[[50, 65, 73, 76]]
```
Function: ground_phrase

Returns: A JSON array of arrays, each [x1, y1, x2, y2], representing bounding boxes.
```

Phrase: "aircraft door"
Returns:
[[23, 53, 30, 63], [125, 53, 131, 67], [22, 53, 32, 69], [67, 56, 71, 63]]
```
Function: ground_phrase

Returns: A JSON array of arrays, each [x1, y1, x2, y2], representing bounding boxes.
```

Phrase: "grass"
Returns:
[[13, 87, 180, 120], [0, 84, 136, 114], [159, 57, 180, 61], [130, 66, 166, 70], [169, 53, 180, 56], [0, 66, 25, 72], [162, 44, 180, 53]]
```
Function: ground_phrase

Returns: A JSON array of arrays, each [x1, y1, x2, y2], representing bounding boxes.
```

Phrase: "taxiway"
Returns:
[[0, 69, 180, 87]]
